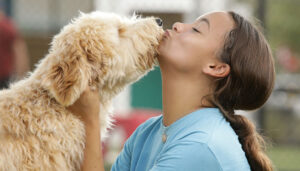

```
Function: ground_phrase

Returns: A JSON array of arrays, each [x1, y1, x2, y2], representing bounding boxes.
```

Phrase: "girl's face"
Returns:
[[158, 12, 235, 76]]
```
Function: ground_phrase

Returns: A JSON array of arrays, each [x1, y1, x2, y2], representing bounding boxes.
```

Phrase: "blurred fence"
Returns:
[[266, 74, 300, 144], [8, 0, 94, 70], [12, 0, 94, 34], [263, 74, 300, 171]]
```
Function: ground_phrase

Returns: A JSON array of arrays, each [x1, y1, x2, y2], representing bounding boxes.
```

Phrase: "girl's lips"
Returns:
[[163, 30, 170, 37]]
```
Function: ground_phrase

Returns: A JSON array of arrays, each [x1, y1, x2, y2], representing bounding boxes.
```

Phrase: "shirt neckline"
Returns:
[[161, 107, 220, 136]]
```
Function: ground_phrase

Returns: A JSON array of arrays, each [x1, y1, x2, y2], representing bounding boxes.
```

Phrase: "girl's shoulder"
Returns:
[[135, 115, 162, 133]]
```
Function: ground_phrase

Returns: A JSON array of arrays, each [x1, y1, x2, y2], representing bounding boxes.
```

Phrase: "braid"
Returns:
[[208, 11, 275, 171], [215, 103, 273, 171]]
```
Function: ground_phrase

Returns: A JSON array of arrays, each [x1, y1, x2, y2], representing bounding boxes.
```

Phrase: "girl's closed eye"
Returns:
[[192, 27, 201, 34]]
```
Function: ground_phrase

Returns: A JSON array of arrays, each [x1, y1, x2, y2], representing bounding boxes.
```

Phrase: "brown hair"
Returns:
[[211, 11, 275, 171]]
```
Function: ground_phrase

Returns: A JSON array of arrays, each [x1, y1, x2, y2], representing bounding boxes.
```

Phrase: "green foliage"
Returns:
[[234, 0, 300, 54], [266, 0, 300, 54]]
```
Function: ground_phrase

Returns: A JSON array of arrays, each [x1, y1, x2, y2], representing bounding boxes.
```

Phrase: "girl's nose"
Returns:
[[172, 22, 183, 32]]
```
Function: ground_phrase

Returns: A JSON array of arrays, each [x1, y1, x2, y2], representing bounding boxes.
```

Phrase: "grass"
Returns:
[[267, 145, 300, 171]]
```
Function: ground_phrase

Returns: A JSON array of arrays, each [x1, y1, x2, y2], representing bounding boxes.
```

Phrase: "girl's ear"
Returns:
[[41, 41, 90, 107], [202, 62, 230, 78]]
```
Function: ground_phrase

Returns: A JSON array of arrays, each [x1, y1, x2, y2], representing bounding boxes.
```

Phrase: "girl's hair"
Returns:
[[211, 11, 275, 171]]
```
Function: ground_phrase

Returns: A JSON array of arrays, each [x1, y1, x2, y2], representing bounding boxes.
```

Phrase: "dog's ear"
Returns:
[[42, 41, 90, 106]]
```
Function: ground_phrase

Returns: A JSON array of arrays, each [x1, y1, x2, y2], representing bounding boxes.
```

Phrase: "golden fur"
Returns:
[[0, 11, 163, 170]]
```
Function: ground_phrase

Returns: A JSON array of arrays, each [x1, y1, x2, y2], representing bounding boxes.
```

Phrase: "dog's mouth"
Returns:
[[131, 18, 164, 71], [137, 47, 158, 71]]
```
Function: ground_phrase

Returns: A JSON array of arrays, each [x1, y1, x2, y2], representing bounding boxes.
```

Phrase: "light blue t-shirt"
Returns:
[[111, 108, 251, 171]]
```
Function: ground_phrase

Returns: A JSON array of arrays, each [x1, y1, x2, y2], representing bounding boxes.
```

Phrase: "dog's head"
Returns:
[[38, 11, 163, 106]]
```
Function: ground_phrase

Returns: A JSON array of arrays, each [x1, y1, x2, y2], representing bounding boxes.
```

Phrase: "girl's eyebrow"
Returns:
[[196, 18, 210, 30]]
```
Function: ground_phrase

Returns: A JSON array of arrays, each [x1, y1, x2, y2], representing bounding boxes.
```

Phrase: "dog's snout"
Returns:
[[155, 18, 163, 27]]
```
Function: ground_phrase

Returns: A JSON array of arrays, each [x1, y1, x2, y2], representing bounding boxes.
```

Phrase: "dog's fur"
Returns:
[[0, 11, 163, 170]]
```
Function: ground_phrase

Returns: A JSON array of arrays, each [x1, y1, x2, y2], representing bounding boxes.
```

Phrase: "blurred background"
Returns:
[[0, 0, 299, 170]]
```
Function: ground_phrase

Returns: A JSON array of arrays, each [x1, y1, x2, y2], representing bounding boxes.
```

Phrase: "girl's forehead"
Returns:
[[195, 12, 235, 31], [196, 11, 232, 24], [196, 11, 228, 20]]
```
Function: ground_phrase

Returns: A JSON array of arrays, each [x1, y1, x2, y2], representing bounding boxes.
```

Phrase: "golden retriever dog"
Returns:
[[0, 11, 163, 170]]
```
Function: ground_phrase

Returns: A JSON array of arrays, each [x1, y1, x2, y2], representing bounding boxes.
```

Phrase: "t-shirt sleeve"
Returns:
[[111, 116, 161, 171], [149, 141, 222, 171], [110, 130, 134, 171]]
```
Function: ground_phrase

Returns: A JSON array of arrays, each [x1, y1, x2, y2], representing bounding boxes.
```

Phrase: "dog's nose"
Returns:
[[155, 18, 163, 27]]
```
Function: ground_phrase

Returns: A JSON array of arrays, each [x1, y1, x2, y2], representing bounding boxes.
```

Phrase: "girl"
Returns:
[[68, 11, 274, 171]]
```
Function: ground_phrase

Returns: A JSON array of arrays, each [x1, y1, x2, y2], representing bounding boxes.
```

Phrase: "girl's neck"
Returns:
[[160, 68, 213, 126]]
